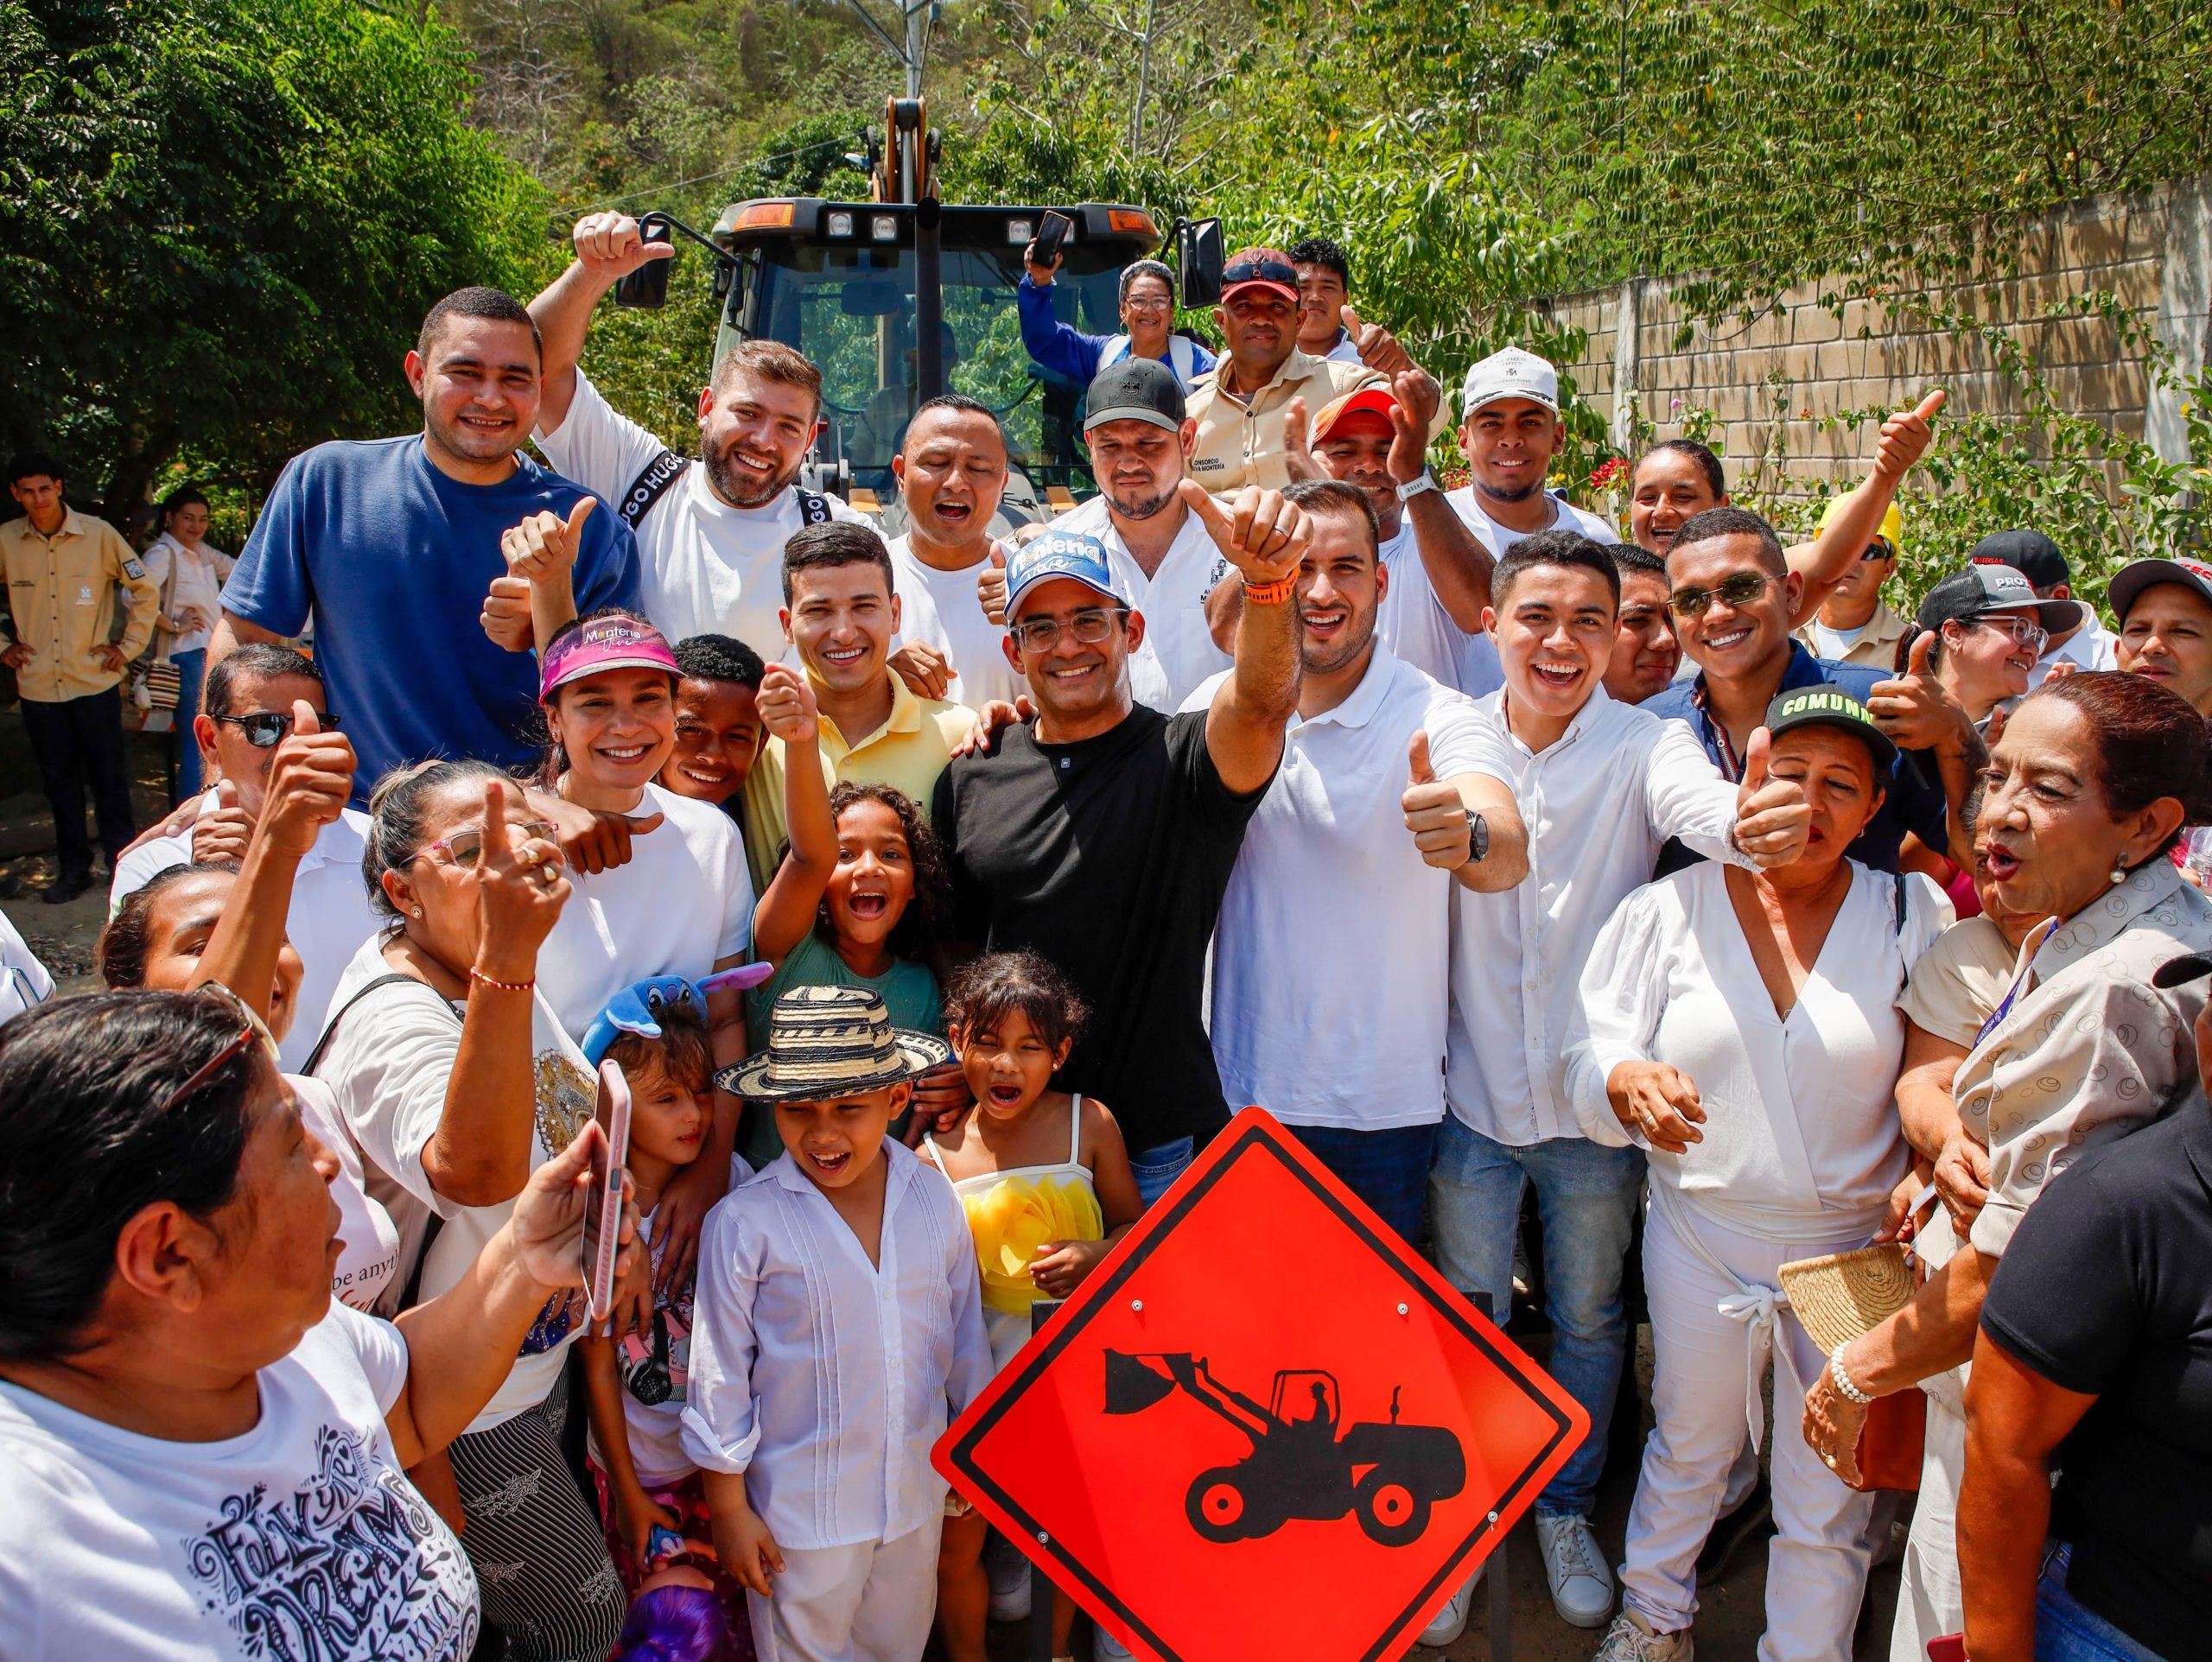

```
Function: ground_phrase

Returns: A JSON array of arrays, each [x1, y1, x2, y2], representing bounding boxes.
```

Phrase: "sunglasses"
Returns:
[[1223, 257, 1299, 289], [211, 710, 340, 747], [1860, 540, 1897, 562], [1009, 607, 1128, 652], [419, 819, 559, 871], [157, 982, 282, 1118], [1970, 614, 2048, 650], [1667, 572, 1776, 618]]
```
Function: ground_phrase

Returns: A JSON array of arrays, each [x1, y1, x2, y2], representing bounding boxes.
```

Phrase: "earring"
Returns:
[[411, 905, 424, 919], [2110, 866, 2127, 885]]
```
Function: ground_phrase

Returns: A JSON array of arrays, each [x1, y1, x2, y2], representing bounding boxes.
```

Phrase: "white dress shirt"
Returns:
[[1564, 860, 1950, 1238], [1444, 687, 1750, 1146], [682, 1142, 993, 1550], [2026, 617, 2119, 688], [1184, 649, 1497, 1129], [1053, 494, 1230, 707]]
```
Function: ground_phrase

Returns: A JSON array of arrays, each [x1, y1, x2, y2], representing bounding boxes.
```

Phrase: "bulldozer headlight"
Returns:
[[1007, 218, 1034, 244], [870, 214, 899, 242], [827, 211, 855, 238]]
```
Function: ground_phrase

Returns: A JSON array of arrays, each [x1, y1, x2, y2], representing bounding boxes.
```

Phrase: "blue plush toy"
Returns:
[[581, 967, 774, 1068]]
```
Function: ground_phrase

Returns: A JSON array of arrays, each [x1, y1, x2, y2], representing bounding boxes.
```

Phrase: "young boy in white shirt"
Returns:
[[683, 985, 992, 1662]]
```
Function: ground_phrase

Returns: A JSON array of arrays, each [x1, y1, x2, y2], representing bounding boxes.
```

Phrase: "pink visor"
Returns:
[[539, 614, 679, 701]]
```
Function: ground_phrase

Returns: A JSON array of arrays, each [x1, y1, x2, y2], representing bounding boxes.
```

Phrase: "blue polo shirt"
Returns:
[[222, 435, 640, 801], [1642, 640, 1950, 874]]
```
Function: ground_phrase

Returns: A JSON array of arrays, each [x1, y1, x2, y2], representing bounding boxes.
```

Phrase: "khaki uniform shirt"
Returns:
[[1795, 599, 1913, 673], [1186, 346, 1446, 493], [2, 509, 160, 702]]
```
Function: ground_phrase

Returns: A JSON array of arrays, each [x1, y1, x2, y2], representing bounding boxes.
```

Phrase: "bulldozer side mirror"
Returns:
[[613, 215, 676, 310], [1175, 217, 1224, 309]]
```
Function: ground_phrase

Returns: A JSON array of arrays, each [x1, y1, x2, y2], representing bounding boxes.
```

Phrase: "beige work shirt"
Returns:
[[2, 509, 160, 702], [1796, 599, 1913, 672], [1951, 861, 2212, 1258], [1897, 913, 2018, 1048], [1186, 346, 1445, 493]]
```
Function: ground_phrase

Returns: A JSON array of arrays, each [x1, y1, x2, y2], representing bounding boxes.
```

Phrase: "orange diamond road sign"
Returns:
[[933, 1107, 1590, 1662]]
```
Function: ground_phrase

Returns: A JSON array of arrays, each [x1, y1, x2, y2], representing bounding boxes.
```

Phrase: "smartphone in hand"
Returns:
[[1032, 210, 1073, 266], [582, 1059, 632, 1323]]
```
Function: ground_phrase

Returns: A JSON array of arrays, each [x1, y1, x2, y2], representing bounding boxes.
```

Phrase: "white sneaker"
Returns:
[[1591, 1609, 1694, 1662], [985, 1537, 1032, 1622], [1535, 1511, 1618, 1628], [1416, 1562, 1486, 1648]]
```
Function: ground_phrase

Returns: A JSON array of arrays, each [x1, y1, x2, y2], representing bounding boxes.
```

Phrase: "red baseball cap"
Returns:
[[1221, 246, 1300, 307], [1310, 386, 1399, 442], [539, 612, 679, 702]]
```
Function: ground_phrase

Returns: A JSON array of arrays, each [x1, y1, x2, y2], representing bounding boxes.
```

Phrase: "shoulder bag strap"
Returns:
[[617, 449, 692, 530], [302, 970, 459, 1078], [794, 486, 835, 525]]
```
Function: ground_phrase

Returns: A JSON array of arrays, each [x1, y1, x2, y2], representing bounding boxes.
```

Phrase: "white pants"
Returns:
[[748, 1519, 944, 1662], [1622, 1196, 1877, 1662], [1890, 1385, 1966, 1662]]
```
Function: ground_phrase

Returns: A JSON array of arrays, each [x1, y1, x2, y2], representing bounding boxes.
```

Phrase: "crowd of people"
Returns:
[[3, 215, 2210, 1662]]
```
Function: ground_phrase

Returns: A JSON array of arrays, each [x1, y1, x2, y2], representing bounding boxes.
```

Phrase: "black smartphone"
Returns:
[[613, 216, 675, 310], [1032, 210, 1073, 266]]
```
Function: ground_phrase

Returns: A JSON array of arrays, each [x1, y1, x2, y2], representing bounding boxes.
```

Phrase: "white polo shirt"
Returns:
[[1374, 519, 1503, 699], [887, 534, 1024, 711], [1054, 494, 1230, 707], [1182, 648, 1497, 1129], [1444, 686, 1751, 1146], [108, 800, 381, 1074], [533, 369, 872, 658], [2026, 616, 2119, 688]]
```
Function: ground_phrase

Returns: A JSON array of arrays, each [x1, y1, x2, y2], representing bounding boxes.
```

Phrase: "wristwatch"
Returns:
[[1463, 808, 1489, 864], [1395, 471, 1440, 503]]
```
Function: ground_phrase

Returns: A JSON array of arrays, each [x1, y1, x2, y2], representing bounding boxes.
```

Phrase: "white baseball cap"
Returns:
[[1461, 347, 1560, 417]]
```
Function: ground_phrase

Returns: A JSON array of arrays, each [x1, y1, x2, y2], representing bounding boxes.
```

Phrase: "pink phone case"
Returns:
[[583, 1060, 632, 1323]]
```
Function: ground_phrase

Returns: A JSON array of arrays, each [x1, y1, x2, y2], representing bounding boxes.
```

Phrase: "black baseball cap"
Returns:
[[2153, 952, 2212, 989], [1970, 530, 2069, 591], [2108, 555, 2212, 624], [1084, 358, 1185, 435], [1764, 683, 1897, 772], [1916, 562, 2085, 638]]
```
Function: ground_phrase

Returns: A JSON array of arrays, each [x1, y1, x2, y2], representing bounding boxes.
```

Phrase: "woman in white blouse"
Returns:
[[139, 486, 236, 802], [1566, 687, 1951, 1662]]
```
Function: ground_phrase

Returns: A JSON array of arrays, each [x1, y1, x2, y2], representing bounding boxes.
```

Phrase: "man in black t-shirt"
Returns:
[[933, 463, 1308, 1201], [1961, 952, 2212, 1662]]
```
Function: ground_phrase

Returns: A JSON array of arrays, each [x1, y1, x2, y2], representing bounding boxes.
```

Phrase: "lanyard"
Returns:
[[1972, 917, 2062, 1051]]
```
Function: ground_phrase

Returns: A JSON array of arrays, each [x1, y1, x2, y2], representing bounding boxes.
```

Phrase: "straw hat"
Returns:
[[716, 985, 950, 1102], [1777, 1242, 1917, 1356]]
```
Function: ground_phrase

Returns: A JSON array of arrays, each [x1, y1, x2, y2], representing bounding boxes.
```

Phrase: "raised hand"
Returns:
[[977, 543, 1009, 626], [1281, 394, 1322, 484], [1344, 307, 1416, 377], [1386, 370, 1439, 485], [1176, 479, 1308, 587], [258, 701, 356, 857], [1605, 1060, 1707, 1153], [472, 777, 569, 982], [1868, 630, 1966, 752], [1402, 730, 1473, 869], [1731, 726, 1813, 867], [1021, 241, 1064, 289], [572, 211, 675, 283], [755, 663, 820, 745], [503, 495, 595, 586], [192, 777, 256, 866], [1872, 389, 1947, 482]]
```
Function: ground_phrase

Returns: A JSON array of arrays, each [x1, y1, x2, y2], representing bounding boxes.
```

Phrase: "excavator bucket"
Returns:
[[1103, 1350, 1181, 1415]]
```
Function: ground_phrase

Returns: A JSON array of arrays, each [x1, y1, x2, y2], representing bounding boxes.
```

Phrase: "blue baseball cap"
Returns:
[[1004, 531, 1131, 620]]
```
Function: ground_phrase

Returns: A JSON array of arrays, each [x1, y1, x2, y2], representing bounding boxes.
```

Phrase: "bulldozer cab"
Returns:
[[1271, 1370, 1340, 1430], [709, 200, 1168, 520]]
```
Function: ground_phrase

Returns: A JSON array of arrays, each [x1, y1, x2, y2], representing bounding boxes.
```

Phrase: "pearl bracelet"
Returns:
[[468, 966, 535, 993], [1828, 1342, 1874, 1405]]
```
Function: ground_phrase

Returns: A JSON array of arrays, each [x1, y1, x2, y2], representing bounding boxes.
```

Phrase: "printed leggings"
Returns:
[[447, 1371, 629, 1661]]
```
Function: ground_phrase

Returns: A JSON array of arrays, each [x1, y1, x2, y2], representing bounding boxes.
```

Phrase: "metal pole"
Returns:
[[1486, 1290, 1515, 1662], [1028, 1299, 1065, 1662], [905, 0, 924, 98]]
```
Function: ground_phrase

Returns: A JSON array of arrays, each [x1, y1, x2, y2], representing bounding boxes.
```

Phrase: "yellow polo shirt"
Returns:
[[2, 508, 160, 702], [1185, 346, 1452, 494], [740, 670, 977, 892]]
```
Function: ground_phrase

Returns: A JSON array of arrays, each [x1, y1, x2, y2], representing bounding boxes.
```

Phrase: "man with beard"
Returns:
[[1446, 348, 1621, 555], [1183, 479, 1525, 1241], [493, 210, 873, 657], [211, 287, 639, 796]]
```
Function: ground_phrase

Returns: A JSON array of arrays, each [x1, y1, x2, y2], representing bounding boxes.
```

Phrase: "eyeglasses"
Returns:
[[419, 819, 559, 870], [157, 982, 281, 1118], [1223, 257, 1299, 289], [1008, 607, 1128, 653], [1667, 573, 1776, 618], [1122, 295, 1173, 314], [211, 710, 340, 747], [1860, 540, 1897, 562], [1972, 614, 2048, 650]]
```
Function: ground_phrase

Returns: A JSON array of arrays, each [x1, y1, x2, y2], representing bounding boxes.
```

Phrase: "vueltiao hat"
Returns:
[[716, 984, 950, 1101]]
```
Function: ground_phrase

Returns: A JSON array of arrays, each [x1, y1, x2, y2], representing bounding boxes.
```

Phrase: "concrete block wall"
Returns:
[[1535, 174, 2212, 513]]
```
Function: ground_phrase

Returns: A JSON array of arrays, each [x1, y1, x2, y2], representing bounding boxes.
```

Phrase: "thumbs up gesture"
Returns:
[[977, 542, 1009, 626], [1867, 627, 1966, 752], [1730, 726, 1813, 867], [1873, 388, 1947, 482], [1344, 307, 1416, 377], [1402, 730, 1475, 869], [1281, 395, 1322, 484], [503, 495, 597, 586], [259, 699, 358, 857], [191, 777, 257, 868], [1177, 479, 1307, 587]]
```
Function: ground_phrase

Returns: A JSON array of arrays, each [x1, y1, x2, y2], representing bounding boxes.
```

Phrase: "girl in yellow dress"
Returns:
[[923, 951, 1143, 1662]]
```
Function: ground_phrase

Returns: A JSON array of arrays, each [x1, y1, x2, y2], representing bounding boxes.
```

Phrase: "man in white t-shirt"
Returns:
[[483, 211, 871, 661], [1446, 347, 1621, 550], [884, 394, 1022, 710], [107, 643, 378, 1072], [1186, 479, 1523, 1246]]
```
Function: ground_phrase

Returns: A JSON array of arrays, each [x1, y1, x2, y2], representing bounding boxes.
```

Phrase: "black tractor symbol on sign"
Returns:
[[1104, 1351, 1467, 1546]]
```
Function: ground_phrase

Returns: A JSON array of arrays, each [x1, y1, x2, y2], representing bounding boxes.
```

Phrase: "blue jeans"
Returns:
[[1128, 1136, 1195, 1207], [1286, 1121, 1440, 1245], [169, 647, 206, 802], [1427, 1117, 1644, 1517], [2037, 1545, 2165, 1661]]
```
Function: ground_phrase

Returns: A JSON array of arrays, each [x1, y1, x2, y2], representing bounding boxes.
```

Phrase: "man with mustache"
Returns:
[[489, 211, 873, 660]]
